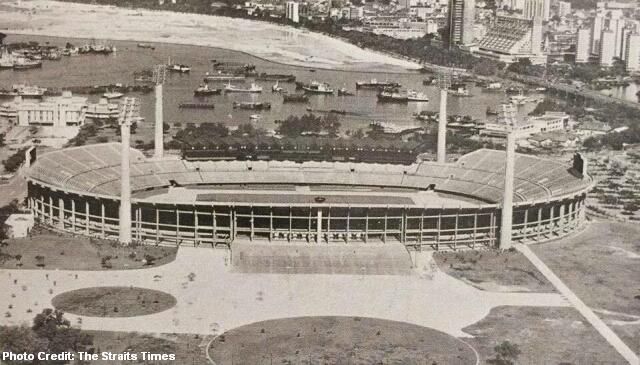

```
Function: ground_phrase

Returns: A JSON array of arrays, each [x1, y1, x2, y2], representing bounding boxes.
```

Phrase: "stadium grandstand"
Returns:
[[474, 16, 546, 65], [25, 143, 592, 250]]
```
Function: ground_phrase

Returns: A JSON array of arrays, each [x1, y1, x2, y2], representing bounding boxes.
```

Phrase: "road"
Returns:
[[0, 168, 28, 207]]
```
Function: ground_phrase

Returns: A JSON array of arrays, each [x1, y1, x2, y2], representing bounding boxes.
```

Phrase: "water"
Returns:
[[604, 83, 640, 103], [0, 34, 541, 133]]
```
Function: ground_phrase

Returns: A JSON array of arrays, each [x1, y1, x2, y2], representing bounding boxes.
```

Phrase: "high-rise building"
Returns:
[[575, 28, 591, 63], [599, 29, 616, 66], [447, 0, 475, 47], [625, 32, 640, 71], [523, 0, 549, 21], [591, 14, 604, 54], [558, 1, 571, 17], [286, 1, 299, 23]]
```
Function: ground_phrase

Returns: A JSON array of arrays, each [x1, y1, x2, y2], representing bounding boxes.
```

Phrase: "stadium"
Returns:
[[25, 142, 592, 250]]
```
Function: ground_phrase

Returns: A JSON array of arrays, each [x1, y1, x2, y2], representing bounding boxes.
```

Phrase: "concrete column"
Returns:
[[578, 197, 586, 224], [559, 203, 566, 231], [58, 197, 65, 230], [499, 131, 516, 250], [156, 208, 160, 244], [40, 195, 45, 221], [101, 202, 105, 238], [154, 84, 164, 159], [85, 201, 90, 235], [49, 196, 53, 225], [71, 199, 76, 232], [250, 206, 254, 241], [437, 89, 448, 164], [316, 209, 322, 244], [119, 122, 132, 245]]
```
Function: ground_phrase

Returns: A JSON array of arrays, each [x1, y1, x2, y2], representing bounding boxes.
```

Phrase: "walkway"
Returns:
[[517, 244, 640, 365]]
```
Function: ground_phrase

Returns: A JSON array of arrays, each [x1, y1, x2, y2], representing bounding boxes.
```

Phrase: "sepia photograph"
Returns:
[[0, 0, 638, 363]]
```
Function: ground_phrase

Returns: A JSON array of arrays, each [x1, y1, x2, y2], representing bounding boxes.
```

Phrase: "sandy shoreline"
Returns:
[[0, 0, 421, 72]]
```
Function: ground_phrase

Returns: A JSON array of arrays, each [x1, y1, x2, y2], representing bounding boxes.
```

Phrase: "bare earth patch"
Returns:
[[531, 220, 640, 354], [52, 287, 176, 317], [433, 249, 555, 293], [209, 316, 477, 365], [463, 306, 627, 364], [0, 228, 177, 270]]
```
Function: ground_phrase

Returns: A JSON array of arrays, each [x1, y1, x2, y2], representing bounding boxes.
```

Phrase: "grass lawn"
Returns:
[[433, 249, 555, 292], [209, 316, 477, 365], [531, 220, 640, 354], [463, 306, 627, 364], [0, 227, 177, 270], [52, 287, 176, 317]]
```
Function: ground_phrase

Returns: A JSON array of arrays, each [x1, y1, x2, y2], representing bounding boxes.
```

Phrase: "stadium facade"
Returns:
[[25, 143, 592, 250]]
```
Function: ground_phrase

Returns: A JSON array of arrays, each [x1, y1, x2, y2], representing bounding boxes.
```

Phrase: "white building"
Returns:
[[286, 1, 299, 23], [0, 91, 87, 127], [575, 28, 591, 63], [625, 32, 640, 71], [558, 1, 571, 17], [481, 111, 569, 138], [523, 0, 549, 21], [599, 29, 616, 66]]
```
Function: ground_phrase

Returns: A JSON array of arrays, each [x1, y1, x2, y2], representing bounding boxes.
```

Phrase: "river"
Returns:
[[0, 34, 542, 132]]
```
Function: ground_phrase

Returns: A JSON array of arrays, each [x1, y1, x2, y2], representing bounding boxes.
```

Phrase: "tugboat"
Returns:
[[302, 81, 334, 94], [224, 82, 263, 93], [377, 90, 408, 103], [337, 88, 354, 96], [356, 79, 401, 90], [283, 94, 309, 103], [272, 81, 284, 93], [407, 90, 429, 102], [194, 84, 222, 96]]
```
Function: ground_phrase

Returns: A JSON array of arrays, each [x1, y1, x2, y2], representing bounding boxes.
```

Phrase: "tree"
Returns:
[[2, 148, 28, 173], [32, 309, 93, 358], [0, 326, 40, 364], [490, 341, 521, 365]]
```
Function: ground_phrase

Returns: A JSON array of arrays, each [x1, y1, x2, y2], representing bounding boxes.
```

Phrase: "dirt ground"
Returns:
[[0, 228, 177, 270], [463, 306, 627, 364], [433, 249, 555, 293], [209, 316, 477, 365], [531, 220, 640, 354]]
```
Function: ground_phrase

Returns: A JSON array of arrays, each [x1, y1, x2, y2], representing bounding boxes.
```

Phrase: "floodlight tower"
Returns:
[[499, 103, 517, 250], [153, 64, 166, 159], [118, 97, 139, 245], [436, 73, 451, 164]]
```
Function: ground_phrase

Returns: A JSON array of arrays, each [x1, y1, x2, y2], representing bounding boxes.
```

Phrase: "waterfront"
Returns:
[[0, 35, 540, 133]]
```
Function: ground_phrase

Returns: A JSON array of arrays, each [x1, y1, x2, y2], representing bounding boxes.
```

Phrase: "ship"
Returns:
[[86, 98, 119, 120], [167, 57, 191, 73], [204, 71, 246, 82], [483, 82, 502, 91], [194, 84, 222, 96], [232, 101, 271, 110], [224, 82, 263, 93], [407, 90, 429, 102], [302, 81, 334, 94], [103, 91, 124, 100], [137, 43, 155, 50], [282, 94, 309, 103], [486, 106, 499, 115], [13, 58, 42, 70], [337, 88, 354, 96], [448, 83, 471, 97], [509, 94, 527, 105], [179, 102, 215, 109], [377, 90, 408, 103], [356, 79, 401, 90], [271, 81, 284, 93], [255, 73, 296, 82], [0, 84, 47, 98]]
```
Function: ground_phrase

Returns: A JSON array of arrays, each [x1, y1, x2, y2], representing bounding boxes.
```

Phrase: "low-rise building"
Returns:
[[481, 111, 570, 138], [0, 91, 87, 127]]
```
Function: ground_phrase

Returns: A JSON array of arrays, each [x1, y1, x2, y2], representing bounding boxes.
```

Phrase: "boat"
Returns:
[[233, 101, 271, 110], [204, 71, 246, 82], [103, 91, 124, 100], [167, 58, 191, 73], [337, 88, 354, 96], [535, 87, 547, 92], [302, 81, 334, 94], [250, 114, 261, 121], [11, 84, 47, 97], [414, 111, 438, 122], [194, 84, 222, 96], [272, 81, 284, 93], [486, 106, 499, 115], [509, 94, 527, 105], [407, 90, 429, 102], [255, 73, 296, 82], [179, 102, 215, 109], [484, 82, 502, 91], [370, 121, 406, 134], [13, 58, 42, 70], [377, 90, 408, 103], [137, 43, 155, 50], [356, 79, 401, 90], [282, 94, 309, 103], [224, 82, 262, 93], [448, 83, 471, 97]]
